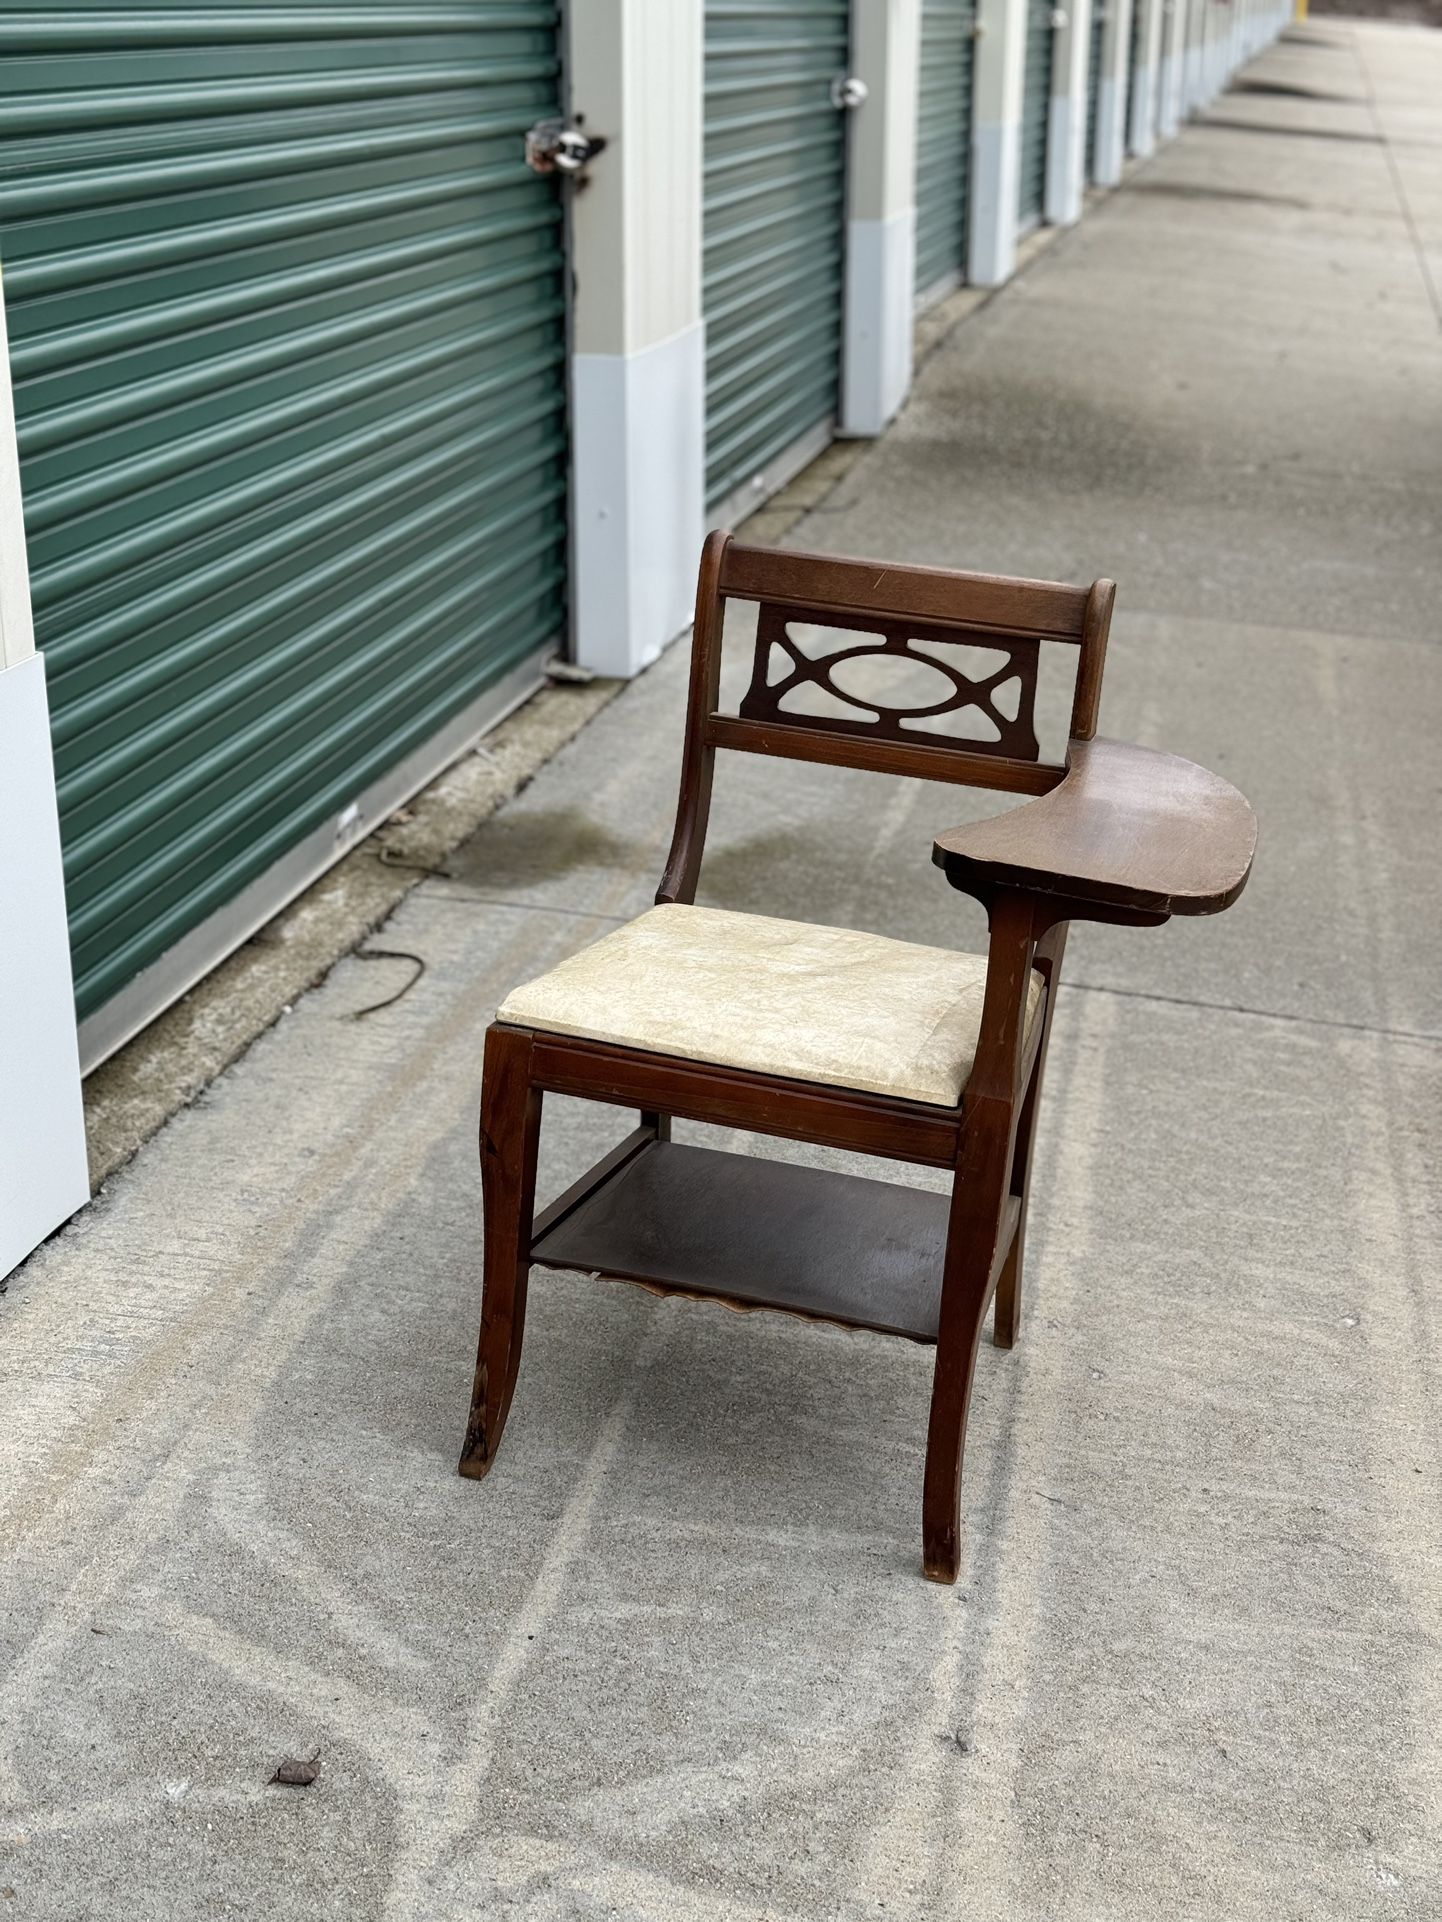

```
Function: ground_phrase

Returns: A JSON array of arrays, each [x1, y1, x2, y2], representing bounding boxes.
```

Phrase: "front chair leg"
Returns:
[[459, 1025, 542, 1480], [922, 1111, 1014, 1583]]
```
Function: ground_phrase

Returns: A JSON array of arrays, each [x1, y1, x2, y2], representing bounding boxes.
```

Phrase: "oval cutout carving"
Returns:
[[827, 650, 957, 715]]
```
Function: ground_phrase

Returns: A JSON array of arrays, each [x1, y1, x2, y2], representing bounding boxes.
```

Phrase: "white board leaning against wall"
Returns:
[[0, 271, 89, 1280]]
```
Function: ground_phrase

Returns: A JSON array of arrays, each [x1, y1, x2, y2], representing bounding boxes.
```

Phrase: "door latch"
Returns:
[[524, 118, 607, 177], [830, 74, 869, 111]]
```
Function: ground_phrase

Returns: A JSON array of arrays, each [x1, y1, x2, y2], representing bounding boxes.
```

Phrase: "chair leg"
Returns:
[[993, 1061, 1043, 1349], [922, 1113, 1013, 1584], [992, 1230, 1025, 1352], [459, 1026, 542, 1481], [993, 929, 1066, 1348]]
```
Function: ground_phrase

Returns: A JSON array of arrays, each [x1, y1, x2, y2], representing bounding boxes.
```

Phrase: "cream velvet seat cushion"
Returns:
[[498, 904, 1044, 1109]]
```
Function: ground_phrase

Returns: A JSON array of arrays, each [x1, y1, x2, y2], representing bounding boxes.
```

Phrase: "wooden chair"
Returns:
[[458, 533, 1256, 1583]]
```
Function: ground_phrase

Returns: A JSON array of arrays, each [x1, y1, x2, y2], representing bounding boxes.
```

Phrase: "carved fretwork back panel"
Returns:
[[657, 535, 1116, 904], [740, 603, 1043, 763]]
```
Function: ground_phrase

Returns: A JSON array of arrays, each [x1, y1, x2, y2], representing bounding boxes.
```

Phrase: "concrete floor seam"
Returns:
[[1065, 978, 1442, 1045], [1352, 28, 1442, 325]]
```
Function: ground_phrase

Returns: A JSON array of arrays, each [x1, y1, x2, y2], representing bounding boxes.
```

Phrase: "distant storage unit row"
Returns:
[[0, 0, 1292, 1072], [1019, 0, 1054, 230], [703, 0, 850, 520]]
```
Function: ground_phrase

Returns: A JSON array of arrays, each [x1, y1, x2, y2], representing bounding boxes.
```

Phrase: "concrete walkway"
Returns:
[[4, 22, 1440, 1920]]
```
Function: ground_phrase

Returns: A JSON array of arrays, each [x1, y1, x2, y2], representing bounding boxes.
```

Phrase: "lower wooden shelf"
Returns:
[[530, 1139, 963, 1342]]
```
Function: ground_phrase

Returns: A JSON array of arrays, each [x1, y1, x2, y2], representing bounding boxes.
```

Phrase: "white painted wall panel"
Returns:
[[1, 653, 89, 1277]]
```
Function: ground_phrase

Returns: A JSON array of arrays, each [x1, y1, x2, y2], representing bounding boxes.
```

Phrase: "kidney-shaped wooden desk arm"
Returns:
[[932, 737, 1257, 923]]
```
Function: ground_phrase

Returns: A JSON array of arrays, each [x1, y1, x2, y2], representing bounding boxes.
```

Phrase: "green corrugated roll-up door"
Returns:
[[1124, 0, 1144, 151], [1019, 0, 1053, 228], [1085, 3, 1107, 180], [0, 4, 569, 1047], [914, 0, 978, 300], [703, 0, 849, 511]]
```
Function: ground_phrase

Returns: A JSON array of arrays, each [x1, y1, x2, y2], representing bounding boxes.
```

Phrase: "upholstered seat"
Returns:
[[498, 902, 1044, 1108]]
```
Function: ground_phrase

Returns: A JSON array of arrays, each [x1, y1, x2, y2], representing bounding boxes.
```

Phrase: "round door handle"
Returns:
[[830, 74, 869, 110]]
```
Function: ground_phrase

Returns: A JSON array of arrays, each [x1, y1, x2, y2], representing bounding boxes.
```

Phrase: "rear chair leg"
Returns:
[[459, 1026, 542, 1480], [994, 969, 1060, 1349], [993, 1087, 1037, 1350], [992, 1231, 1025, 1351]]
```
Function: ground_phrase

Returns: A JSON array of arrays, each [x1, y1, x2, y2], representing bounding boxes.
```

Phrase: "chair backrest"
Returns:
[[658, 531, 1115, 905]]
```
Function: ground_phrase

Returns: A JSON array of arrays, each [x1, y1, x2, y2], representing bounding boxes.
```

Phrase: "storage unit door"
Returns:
[[1, 5, 568, 1048], [703, 0, 849, 512], [914, 0, 978, 300], [1018, 0, 1054, 227], [1085, 3, 1107, 179], [1124, 0, 1143, 150]]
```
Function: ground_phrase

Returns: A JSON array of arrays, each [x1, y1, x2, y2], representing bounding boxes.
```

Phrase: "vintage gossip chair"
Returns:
[[457, 533, 1256, 1582]]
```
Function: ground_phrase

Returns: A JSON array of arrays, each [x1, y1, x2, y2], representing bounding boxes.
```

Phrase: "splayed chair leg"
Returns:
[[459, 1025, 542, 1480], [922, 1106, 1014, 1584]]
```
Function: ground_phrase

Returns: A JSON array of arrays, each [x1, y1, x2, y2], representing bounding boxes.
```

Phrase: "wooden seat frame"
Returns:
[[458, 533, 1256, 1583]]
